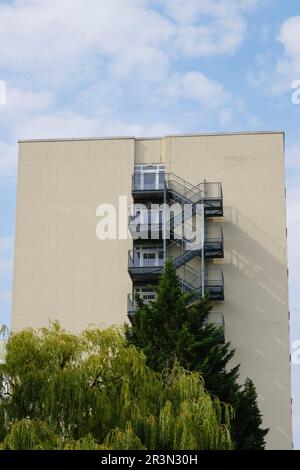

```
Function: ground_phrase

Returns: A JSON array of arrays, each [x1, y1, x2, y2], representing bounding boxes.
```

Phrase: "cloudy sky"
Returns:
[[0, 0, 299, 448]]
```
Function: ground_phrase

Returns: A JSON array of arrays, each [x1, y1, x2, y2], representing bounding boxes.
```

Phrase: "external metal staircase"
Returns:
[[179, 265, 224, 301], [169, 221, 223, 259], [129, 219, 223, 259], [132, 172, 223, 216], [167, 173, 223, 217], [128, 169, 225, 338]]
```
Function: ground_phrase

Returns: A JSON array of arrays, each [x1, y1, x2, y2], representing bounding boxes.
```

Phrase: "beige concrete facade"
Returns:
[[12, 132, 292, 449]]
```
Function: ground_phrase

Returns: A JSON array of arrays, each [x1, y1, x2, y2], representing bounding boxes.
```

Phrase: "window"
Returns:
[[136, 287, 157, 304], [143, 251, 156, 267], [134, 165, 165, 190], [134, 246, 164, 267]]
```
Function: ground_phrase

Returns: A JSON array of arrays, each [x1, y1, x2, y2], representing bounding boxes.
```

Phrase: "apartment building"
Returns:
[[12, 131, 292, 449]]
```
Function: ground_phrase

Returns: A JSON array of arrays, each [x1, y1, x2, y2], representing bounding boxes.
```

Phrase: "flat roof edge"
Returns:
[[18, 130, 285, 144], [165, 130, 285, 138], [18, 136, 136, 144]]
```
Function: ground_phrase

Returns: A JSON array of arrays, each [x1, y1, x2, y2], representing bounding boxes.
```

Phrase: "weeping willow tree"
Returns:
[[0, 323, 233, 450], [0, 325, 8, 364]]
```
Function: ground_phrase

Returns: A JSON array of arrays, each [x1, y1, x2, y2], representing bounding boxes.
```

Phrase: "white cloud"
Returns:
[[160, 0, 259, 56], [239, 0, 261, 10], [12, 109, 177, 141], [0, 0, 260, 87], [2, 87, 55, 114], [181, 71, 229, 107], [15, 112, 103, 140], [0, 0, 173, 83], [0, 0, 261, 145], [246, 53, 272, 88], [156, 71, 230, 110], [277, 16, 300, 76], [246, 16, 300, 95], [0, 87, 56, 177]]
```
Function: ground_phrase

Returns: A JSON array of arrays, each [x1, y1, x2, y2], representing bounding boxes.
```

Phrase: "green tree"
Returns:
[[232, 378, 269, 450], [125, 259, 268, 449], [0, 322, 233, 450], [125, 259, 240, 403]]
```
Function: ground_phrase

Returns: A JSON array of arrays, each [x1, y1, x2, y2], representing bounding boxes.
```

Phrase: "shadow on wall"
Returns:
[[218, 207, 291, 447], [216, 206, 290, 372], [219, 206, 288, 307], [225, 207, 286, 264]]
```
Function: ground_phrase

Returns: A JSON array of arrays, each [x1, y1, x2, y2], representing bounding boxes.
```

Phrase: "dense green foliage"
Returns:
[[0, 323, 233, 450], [126, 259, 268, 450], [232, 378, 269, 450], [125, 260, 239, 403]]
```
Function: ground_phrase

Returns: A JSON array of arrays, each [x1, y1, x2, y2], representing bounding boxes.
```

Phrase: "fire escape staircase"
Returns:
[[128, 171, 224, 313]]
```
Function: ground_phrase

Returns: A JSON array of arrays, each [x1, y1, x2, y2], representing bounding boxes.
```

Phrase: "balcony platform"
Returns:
[[129, 221, 224, 258], [128, 265, 163, 283], [181, 267, 225, 301], [132, 188, 164, 202], [131, 173, 223, 217]]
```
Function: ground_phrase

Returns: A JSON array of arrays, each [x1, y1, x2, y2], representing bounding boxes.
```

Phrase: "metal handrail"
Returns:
[[129, 210, 223, 245], [172, 222, 223, 243], [170, 224, 223, 257], [193, 181, 222, 199], [167, 179, 202, 204], [128, 245, 224, 271], [129, 214, 222, 241], [166, 173, 222, 200], [128, 250, 223, 287], [132, 171, 223, 201], [132, 172, 164, 191], [181, 265, 224, 288]]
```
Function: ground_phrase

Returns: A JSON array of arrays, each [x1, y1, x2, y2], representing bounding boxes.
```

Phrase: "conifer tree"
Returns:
[[125, 259, 240, 404], [125, 259, 268, 449], [232, 378, 269, 450]]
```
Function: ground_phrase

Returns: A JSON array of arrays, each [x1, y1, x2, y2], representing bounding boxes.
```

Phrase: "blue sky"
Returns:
[[0, 0, 299, 448]]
